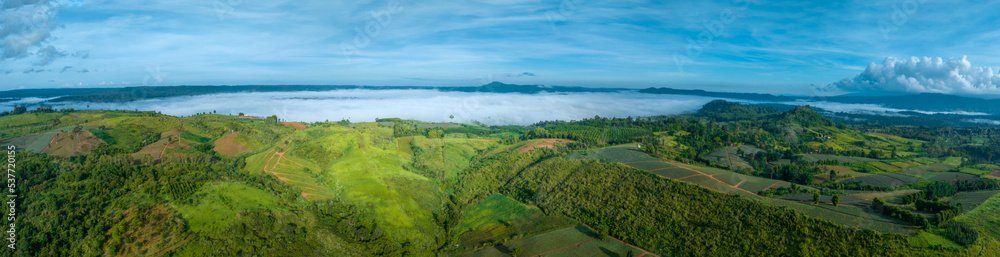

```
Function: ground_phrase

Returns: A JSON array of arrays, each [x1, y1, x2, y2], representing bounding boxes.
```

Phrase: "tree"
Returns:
[[829, 170, 837, 181], [832, 195, 840, 207], [813, 193, 820, 205], [510, 247, 522, 257]]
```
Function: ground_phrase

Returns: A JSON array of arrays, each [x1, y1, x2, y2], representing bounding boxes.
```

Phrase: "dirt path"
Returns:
[[259, 139, 335, 201], [760, 182, 783, 192]]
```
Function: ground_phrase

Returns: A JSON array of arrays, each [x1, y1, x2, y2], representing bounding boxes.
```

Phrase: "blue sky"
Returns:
[[2, 0, 1000, 95]]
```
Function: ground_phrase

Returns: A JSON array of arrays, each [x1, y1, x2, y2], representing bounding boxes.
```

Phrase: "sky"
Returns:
[[2, 0, 1000, 96]]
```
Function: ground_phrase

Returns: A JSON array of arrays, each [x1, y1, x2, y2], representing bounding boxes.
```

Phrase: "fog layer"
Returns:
[[14, 90, 713, 125]]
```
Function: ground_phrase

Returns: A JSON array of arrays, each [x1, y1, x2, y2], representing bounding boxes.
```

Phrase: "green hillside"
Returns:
[[2, 104, 1000, 256]]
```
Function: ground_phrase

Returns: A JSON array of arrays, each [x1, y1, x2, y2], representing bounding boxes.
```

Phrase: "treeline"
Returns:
[[499, 158, 923, 256], [450, 150, 966, 256], [871, 197, 929, 227]]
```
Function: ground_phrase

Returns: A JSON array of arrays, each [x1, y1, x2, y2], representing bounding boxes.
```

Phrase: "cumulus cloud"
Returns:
[[6, 90, 715, 125], [832, 56, 1000, 95], [0, 0, 63, 64], [34, 45, 66, 65]]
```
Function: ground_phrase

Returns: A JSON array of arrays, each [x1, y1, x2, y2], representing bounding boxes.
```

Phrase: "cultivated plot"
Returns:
[[839, 173, 920, 187]]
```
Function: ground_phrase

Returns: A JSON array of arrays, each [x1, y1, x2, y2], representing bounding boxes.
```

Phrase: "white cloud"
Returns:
[[0, 0, 62, 63], [832, 56, 1000, 95], [4, 90, 715, 125]]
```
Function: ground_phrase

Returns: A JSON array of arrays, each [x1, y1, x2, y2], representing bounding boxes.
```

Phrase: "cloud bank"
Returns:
[[0, 0, 64, 65], [5, 90, 715, 125], [833, 56, 1000, 95]]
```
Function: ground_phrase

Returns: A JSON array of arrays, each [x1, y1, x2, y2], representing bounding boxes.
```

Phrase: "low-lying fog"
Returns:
[[3, 89, 991, 126], [6, 90, 714, 125]]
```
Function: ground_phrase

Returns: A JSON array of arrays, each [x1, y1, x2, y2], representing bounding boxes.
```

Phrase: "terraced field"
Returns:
[[947, 190, 998, 213], [839, 173, 921, 187], [799, 154, 877, 163], [898, 163, 955, 177], [927, 172, 980, 183], [813, 165, 868, 184]]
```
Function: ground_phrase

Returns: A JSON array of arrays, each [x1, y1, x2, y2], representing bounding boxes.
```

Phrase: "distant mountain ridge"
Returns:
[[639, 87, 795, 102]]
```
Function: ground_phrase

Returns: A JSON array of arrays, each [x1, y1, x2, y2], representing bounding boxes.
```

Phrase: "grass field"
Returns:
[[778, 193, 872, 207], [461, 224, 648, 257], [457, 194, 540, 233], [173, 182, 286, 233], [701, 145, 763, 171], [765, 198, 918, 234], [947, 190, 998, 214], [564, 145, 656, 163], [455, 194, 577, 250], [247, 124, 446, 246], [850, 189, 921, 204], [909, 231, 961, 249], [410, 135, 497, 180], [959, 164, 999, 176], [839, 173, 921, 187], [957, 191, 1000, 241]]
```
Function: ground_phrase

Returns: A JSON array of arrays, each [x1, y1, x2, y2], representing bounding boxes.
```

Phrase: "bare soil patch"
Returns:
[[42, 131, 106, 157], [214, 132, 252, 156], [279, 122, 306, 129], [518, 139, 574, 154]]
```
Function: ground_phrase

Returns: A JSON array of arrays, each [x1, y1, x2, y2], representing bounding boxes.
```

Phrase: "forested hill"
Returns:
[[694, 100, 835, 127], [695, 99, 782, 122], [780, 105, 835, 127]]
